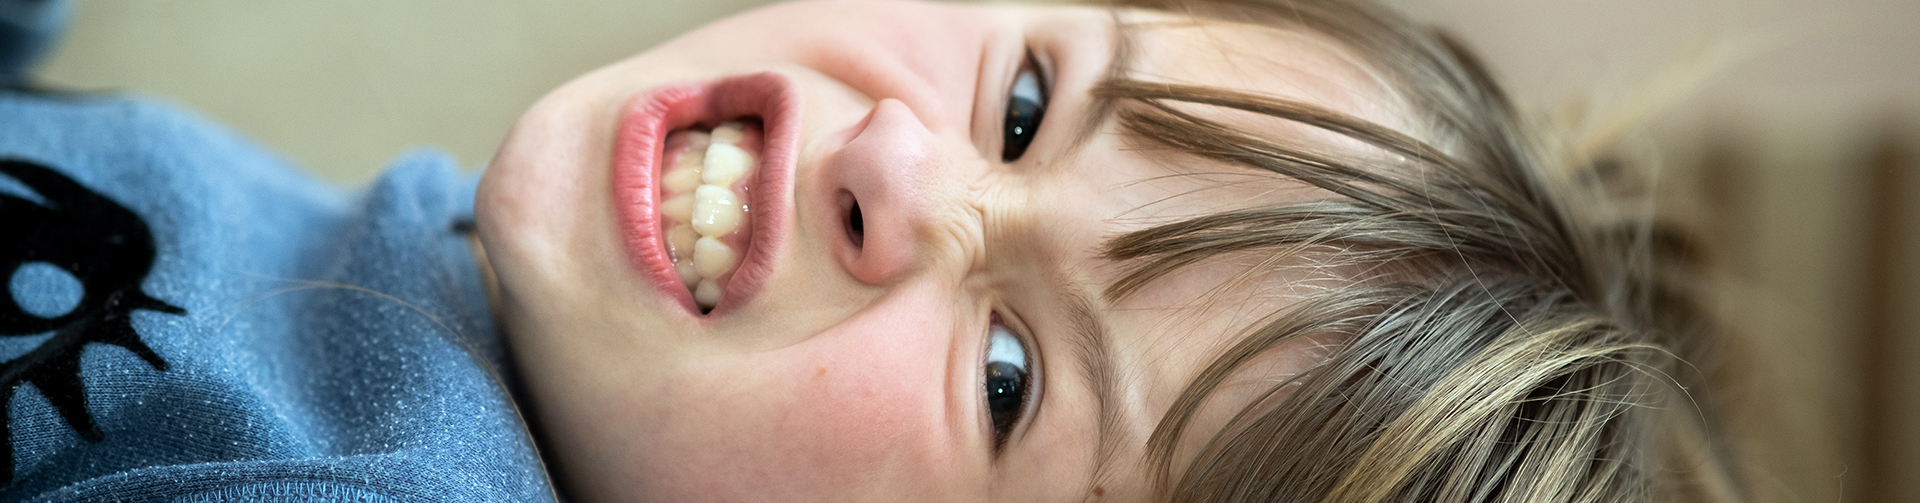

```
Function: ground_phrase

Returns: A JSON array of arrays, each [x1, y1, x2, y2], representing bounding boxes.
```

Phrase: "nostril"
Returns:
[[840, 191, 865, 249], [848, 203, 864, 246]]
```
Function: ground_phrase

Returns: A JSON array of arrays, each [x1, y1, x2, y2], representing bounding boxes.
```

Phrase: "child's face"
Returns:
[[477, 0, 1396, 500]]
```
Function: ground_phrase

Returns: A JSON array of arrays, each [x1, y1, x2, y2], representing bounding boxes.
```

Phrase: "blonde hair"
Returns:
[[1090, 0, 1745, 501]]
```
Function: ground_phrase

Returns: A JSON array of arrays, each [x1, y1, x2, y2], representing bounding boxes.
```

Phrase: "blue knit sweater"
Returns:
[[0, 90, 554, 501]]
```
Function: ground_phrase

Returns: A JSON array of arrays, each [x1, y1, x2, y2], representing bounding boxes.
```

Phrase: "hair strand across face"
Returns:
[[1088, 1, 1745, 501]]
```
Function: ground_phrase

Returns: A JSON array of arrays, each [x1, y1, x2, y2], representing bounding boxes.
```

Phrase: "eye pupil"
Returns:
[[1001, 98, 1043, 162], [984, 322, 1032, 451], [1001, 60, 1047, 163], [986, 360, 1027, 440]]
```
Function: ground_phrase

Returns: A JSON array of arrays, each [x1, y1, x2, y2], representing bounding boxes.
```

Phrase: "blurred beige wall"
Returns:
[[40, 0, 781, 184], [1391, 0, 1920, 117]]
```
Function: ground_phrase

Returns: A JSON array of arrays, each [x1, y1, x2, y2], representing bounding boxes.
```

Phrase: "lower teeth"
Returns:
[[662, 121, 756, 310]]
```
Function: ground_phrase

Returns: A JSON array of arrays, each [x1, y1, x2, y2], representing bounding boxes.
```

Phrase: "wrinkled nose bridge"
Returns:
[[832, 98, 942, 285]]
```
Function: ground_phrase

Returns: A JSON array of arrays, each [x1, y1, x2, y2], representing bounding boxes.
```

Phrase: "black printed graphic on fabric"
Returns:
[[0, 158, 185, 485]]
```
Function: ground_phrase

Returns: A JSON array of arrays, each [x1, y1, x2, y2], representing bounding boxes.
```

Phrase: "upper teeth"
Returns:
[[662, 122, 755, 309]]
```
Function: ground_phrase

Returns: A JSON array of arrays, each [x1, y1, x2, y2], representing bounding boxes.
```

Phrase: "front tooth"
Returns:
[[662, 194, 695, 223], [663, 164, 704, 194], [702, 143, 753, 186], [710, 122, 745, 144], [667, 225, 700, 260], [694, 280, 723, 307], [691, 185, 743, 236], [693, 236, 738, 279]]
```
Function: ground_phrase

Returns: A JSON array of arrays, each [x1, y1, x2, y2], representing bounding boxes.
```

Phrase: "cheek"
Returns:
[[772, 335, 934, 467], [641, 284, 970, 498]]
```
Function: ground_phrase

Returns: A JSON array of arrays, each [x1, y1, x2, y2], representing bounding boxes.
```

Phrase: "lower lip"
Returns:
[[609, 73, 798, 317]]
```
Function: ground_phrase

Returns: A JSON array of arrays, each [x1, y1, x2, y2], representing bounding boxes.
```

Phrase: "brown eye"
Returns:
[[1000, 56, 1047, 162], [984, 322, 1031, 449]]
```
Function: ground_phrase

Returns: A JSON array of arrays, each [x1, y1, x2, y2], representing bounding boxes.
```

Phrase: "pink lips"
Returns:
[[611, 73, 799, 316]]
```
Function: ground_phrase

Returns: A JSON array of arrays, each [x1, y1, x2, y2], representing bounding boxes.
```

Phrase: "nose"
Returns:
[[821, 98, 945, 285]]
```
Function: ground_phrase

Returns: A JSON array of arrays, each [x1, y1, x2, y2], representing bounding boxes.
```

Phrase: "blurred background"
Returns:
[[31, 0, 1920, 500]]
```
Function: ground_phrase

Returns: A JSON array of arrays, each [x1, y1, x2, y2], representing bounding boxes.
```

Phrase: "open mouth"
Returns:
[[658, 121, 760, 310], [611, 73, 798, 316]]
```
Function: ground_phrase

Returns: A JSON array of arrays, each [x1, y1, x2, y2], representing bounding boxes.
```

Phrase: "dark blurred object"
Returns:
[[0, 0, 69, 86], [1852, 123, 1913, 503]]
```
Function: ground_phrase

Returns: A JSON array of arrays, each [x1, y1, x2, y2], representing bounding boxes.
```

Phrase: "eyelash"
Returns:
[[1000, 52, 1049, 162], [983, 314, 1033, 452]]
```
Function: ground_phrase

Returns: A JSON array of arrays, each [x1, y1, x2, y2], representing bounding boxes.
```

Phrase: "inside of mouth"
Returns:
[[659, 119, 763, 314]]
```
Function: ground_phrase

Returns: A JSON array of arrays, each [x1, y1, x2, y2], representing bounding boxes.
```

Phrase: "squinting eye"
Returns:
[[1000, 55, 1047, 162], [984, 321, 1032, 449]]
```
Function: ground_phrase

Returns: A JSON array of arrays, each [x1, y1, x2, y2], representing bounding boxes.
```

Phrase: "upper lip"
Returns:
[[610, 72, 800, 317]]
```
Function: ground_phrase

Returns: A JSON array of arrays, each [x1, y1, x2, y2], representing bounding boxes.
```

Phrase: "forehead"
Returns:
[[1048, 10, 1411, 217], [1056, 11, 1410, 252], [1031, 8, 1413, 490], [1113, 11, 1417, 152]]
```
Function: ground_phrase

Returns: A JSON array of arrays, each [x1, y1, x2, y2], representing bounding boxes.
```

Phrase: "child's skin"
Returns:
[[476, 0, 1406, 500]]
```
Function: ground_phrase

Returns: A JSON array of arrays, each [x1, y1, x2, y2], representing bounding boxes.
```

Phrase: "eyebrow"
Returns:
[[1060, 11, 1134, 157], [1057, 282, 1127, 491], [1049, 11, 1135, 492]]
